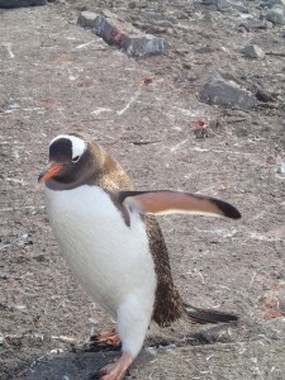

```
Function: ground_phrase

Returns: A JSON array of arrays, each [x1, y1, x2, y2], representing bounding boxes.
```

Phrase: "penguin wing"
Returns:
[[118, 190, 241, 219]]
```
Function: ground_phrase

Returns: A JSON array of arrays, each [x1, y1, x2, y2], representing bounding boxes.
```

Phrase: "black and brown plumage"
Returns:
[[39, 132, 241, 380]]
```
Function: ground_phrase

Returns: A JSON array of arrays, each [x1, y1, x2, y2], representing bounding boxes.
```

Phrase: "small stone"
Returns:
[[77, 11, 99, 29], [128, 1, 137, 9], [255, 88, 274, 102], [216, 0, 231, 11], [200, 78, 257, 109], [277, 288, 285, 310], [275, 0, 285, 6], [202, 0, 231, 10], [266, 5, 285, 25], [122, 36, 166, 58], [202, 0, 216, 4], [243, 44, 266, 59], [232, 4, 250, 14], [276, 163, 285, 175], [14, 304, 27, 310], [262, 0, 285, 7]]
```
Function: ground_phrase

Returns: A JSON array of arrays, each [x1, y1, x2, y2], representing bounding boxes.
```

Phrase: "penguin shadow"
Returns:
[[21, 322, 237, 380], [20, 349, 119, 380]]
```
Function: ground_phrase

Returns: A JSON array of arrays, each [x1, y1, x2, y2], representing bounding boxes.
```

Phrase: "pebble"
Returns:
[[243, 44, 266, 59], [202, 0, 231, 11], [276, 163, 285, 175], [277, 288, 285, 310]]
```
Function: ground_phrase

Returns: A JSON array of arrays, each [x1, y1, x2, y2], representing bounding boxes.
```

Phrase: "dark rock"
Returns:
[[216, 0, 231, 11], [243, 44, 266, 59], [77, 11, 167, 58], [0, 0, 47, 7], [255, 88, 275, 102], [265, 5, 285, 25], [202, 0, 231, 11], [200, 78, 257, 109], [262, 0, 285, 7]]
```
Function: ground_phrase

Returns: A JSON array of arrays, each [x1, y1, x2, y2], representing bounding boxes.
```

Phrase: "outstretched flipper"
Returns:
[[118, 190, 241, 219], [183, 303, 238, 324]]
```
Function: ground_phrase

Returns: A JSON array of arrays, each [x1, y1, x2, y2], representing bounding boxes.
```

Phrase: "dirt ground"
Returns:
[[1, 1, 285, 379]]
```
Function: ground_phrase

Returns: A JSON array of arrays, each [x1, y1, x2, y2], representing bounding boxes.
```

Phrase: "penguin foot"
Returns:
[[88, 329, 121, 352], [93, 352, 133, 380]]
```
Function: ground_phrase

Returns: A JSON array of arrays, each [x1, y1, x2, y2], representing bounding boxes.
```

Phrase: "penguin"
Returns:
[[38, 132, 241, 380]]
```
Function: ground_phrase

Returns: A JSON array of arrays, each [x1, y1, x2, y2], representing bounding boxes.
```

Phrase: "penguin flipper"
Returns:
[[183, 303, 238, 324], [119, 190, 241, 220]]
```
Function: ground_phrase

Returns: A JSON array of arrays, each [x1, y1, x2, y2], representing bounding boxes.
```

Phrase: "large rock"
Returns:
[[266, 5, 285, 25], [262, 0, 285, 7], [77, 11, 166, 58], [0, 0, 47, 7], [200, 78, 257, 109]]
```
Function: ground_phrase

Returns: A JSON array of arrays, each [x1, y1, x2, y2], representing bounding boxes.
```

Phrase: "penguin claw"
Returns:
[[91, 352, 133, 380], [88, 329, 121, 352], [93, 329, 121, 345]]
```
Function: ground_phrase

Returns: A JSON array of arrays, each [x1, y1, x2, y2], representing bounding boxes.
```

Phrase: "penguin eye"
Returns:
[[71, 155, 81, 164]]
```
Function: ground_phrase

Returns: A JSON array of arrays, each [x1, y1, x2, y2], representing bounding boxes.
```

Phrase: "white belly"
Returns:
[[44, 185, 156, 317]]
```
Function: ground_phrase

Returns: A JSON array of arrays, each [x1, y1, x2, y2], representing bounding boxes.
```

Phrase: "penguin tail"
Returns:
[[183, 303, 238, 324]]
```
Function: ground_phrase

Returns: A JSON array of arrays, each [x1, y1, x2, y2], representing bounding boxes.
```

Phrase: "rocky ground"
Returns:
[[1, 0, 285, 379]]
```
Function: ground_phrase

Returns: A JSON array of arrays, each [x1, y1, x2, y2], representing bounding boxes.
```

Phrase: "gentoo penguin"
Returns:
[[38, 132, 241, 380]]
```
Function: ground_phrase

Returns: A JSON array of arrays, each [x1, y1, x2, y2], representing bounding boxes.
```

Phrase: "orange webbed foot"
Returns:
[[94, 352, 134, 380], [88, 329, 121, 352]]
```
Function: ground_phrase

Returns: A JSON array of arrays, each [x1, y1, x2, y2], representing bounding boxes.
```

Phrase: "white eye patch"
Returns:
[[50, 134, 86, 159]]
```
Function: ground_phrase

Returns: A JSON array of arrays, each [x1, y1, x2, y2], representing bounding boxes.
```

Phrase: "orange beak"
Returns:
[[38, 162, 64, 183]]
